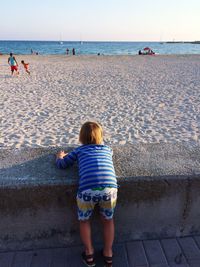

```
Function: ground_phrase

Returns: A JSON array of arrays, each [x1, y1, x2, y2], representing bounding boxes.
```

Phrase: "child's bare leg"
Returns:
[[79, 220, 94, 256], [26, 70, 30, 75], [101, 216, 114, 257]]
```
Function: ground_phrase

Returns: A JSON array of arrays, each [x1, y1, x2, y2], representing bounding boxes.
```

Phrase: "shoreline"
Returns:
[[1, 54, 200, 57]]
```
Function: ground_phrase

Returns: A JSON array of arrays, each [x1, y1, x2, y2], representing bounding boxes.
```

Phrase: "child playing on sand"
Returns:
[[8, 53, 19, 75], [56, 121, 118, 267], [21, 60, 30, 74]]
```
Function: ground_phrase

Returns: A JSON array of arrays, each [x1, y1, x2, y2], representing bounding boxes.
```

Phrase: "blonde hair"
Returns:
[[79, 121, 103, 145]]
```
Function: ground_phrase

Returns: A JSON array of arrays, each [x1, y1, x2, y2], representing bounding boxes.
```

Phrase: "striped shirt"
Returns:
[[56, 144, 117, 192]]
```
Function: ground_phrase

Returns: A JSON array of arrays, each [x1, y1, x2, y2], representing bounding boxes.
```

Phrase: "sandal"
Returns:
[[81, 252, 96, 267], [102, 250, 113, 267]]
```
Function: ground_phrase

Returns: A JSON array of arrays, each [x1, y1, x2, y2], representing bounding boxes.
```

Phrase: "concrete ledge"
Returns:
[[0, 143, 200, 251]]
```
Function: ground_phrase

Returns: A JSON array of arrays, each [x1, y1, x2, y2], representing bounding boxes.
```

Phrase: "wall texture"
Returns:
[[0, 143, 200, 251]]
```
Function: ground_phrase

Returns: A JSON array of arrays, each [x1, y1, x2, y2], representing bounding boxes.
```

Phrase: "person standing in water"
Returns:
[[8, 53, 19, 75]]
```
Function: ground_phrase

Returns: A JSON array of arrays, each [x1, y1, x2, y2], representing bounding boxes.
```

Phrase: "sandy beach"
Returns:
[[0, 55, 200, 148]]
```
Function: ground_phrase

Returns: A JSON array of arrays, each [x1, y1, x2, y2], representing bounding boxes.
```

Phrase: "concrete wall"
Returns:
[[0, 143, 200, 251]]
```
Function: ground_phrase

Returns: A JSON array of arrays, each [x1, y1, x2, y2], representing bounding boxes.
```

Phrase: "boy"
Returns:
[[21, 60, 30, 75], [56, 121, 118, 267], [8, 53, 19, 75]]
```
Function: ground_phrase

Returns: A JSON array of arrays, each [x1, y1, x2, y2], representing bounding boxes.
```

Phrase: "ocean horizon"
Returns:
[[0, 40, 200, 55]]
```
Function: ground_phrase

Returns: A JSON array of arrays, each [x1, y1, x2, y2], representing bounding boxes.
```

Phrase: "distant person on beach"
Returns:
[[72, 48, 75, 55], [8, 53, 19, 75], [21, 60, 30, 75], [31, 49, 38, 55], [66, 48, 69, 55], [56, 121, 118, 267]]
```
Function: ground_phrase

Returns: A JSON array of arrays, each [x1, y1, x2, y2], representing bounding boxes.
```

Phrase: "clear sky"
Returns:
[[1, 0, 200, 41]]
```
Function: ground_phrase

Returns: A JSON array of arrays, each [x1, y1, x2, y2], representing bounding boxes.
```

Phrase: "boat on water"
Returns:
[[59, 33, 63, 45]]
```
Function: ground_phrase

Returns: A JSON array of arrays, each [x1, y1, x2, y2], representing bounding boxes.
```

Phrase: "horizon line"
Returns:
[[0, 39, 200, 43]]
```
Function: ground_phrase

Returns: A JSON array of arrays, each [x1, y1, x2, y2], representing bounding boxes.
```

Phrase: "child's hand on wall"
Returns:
[[56, 151, 67, 159]]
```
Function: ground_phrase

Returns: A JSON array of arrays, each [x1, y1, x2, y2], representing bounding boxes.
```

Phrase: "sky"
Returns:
[[1, 0, 200, 41]]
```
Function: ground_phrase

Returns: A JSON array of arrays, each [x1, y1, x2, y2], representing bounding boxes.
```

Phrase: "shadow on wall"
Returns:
[[0, 144, 200, 251]]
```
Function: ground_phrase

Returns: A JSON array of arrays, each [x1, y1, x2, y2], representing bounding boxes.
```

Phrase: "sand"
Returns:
[[0, 54, 200, 148]]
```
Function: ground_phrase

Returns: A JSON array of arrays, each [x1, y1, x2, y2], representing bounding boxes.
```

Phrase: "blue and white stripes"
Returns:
[[56, 144, 117, 192]]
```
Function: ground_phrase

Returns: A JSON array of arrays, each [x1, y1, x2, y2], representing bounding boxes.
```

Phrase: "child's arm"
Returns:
[[56, 150, 77, 169]]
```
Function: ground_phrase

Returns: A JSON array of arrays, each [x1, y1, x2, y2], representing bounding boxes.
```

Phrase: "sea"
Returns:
[[0, 41, 200, 55]]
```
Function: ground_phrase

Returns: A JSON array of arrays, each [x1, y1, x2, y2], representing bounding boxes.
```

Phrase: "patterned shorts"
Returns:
[[76, 187, 118, 221]]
